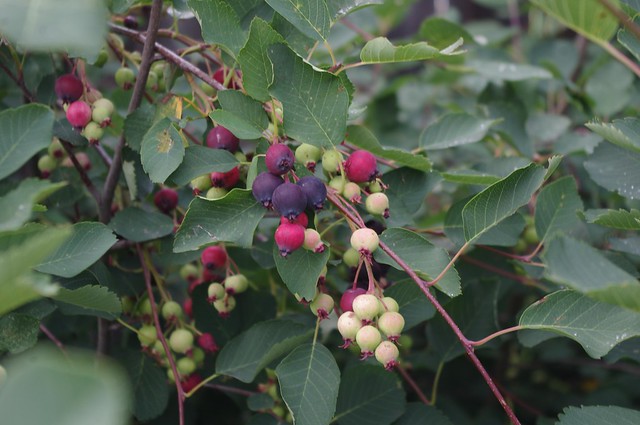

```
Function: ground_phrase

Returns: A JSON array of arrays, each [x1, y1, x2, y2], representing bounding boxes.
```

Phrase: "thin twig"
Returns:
[[598, 0, 640, 41], [599, 41, 640, 77], [396, 365, 431, 405], [40, 324, 67, 355], [469, 326, 523, 347], [203, 383, 258, 397], [461, 255, 546, 290], [60, 140, 101, 205], [93, 144, 113, 167], [340, 18, 374, 41], [0, 59, 36, 102]]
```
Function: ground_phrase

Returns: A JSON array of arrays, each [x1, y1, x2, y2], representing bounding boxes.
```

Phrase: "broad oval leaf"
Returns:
[[534, 176, 583, 242], [586, 117, 640, 153], [584, 142, 640, 200], [109, 207, 174, 243], [556, 405, 640, 425], [265, 0, 331, 41], [188, 0, 246, 56], [52, 285, 121, 319], [0, 179, 66, 232], [209, 90, 270, 139], [276, 343, 340, 425], [360, 37, 463, 64], [383, 167, 438, 227], [119, 351, 169, 421], [328, 0, 382, 20], [468, 59, 553, 81], [140, 119, 185, 184], [585, 209, 640, 230], [394, 403, 454, 425], [169, 145, 239, 186], [274, 245, 331, 301], [420, 113, 496, 150], [383, 279, 435, 330]]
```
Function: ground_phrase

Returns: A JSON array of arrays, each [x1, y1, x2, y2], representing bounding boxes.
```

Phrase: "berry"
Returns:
[[339, 288, 366, 312], [252, 172, 284, 208], [355, 325, 381, 358], [154, 188, 179, 213], [205, 187, 227, 200], [48, 138, 66, 159], [82, 121, 104, 144], [213, 68, 240, 89], [191, 174, 212, 194], [177, 357, 197, 376], [210, 166, 239, 188], [328, 176, 345, 193], [296, 176, 327, 210], [38, 155, 58, 178], [198, 333, 219, 353], [55, 74, 83, 103], [201, 246, 228, 270], [375, 341, 399, 370], [352, 294, 380, 322], [266, 144, 295, 175], [151, 61, 166, 78], [343, 182, 361, 203], [94, 49, 108, 68], [138, 325, 157, 346], [366, 193, 389, 218], [206, 126, 240, 152], [350, 228, 379, 254], [368, 180, 383, 193], [379, 297, 399, 314], [145, 71, 158, 91], [213, 295, 236, 318], [303, 228, 325, 253], [377, 311, 405, 342], [272, 183, 307, 221], [295, 143, 322, 171], [322, 150, 343, 173], [207, 282, 225, 302], [66, 100, 92, 129], [225, 274, 249, 294], [344, 150, 378, 183], [274, 222, 305, 256], [169, 329, 194, 354], [337, 312, 362, 347], [115, 67, 135, 90], [280, 211, 308, 227], [342, 248, 360, 268], [123, 15, 139, 29], [91, 98, 114, 126], [180, 374, 203, 393], [137, 298, 152, 316], [310, 293, 334, 319], [191, 347, 205, 365], [161, 301, 183, 320], [183, 298, 193, 317]]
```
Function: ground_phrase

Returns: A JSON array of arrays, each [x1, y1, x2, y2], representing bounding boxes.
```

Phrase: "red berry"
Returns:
[[265, 144, 295, 175], [210, 166, 239, 188], [340, 288, 366, 312], [180, 374, 203, 393], [66, 101, 92, 129], [197, 333, 219, 353], [344, 150, 378, 183], [183, 298, 193, 317], [206, 126, 240, 152], [279, 211, 308, 227], [154, 188, 179, 213], [213, 68, 241, 89], [55, 74, 84, 103], [200, 246, 228, 270], [252, 172, 284, 208], [274, 222, 305, 257]]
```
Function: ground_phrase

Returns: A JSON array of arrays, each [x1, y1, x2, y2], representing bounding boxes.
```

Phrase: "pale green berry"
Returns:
[[191, 174, 212, 194], [161, 300, 183, 320], [378, 297, 399, 313], [310, 293, 334, 318], [377, 311, 405, 341], [343, 248, 360, 267], [365, 192, 389, 218], [375, 340, 399, 370], [337, 312, 362, 342], [137, 325, 158, 346], [169, 329, 194, 354], [322, 150, 343, 173], [208, 283, 225, 301], [177, 357, 196, 375], [329, 176, 345, 193], [352, 294, 380, 322], [342, 182, 361, 203], [355, 325, 382, 356], [82, 121, 104, 143], [225, 274, 249, 294], [205, 187, 227, 200], [350, 228, 379, 254]]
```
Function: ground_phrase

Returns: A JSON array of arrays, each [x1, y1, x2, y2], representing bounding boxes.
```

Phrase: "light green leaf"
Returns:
[[265, 0, 331, 41], [585, 209, 640, 230], [0, 313, 39, 354], [52, 285, 121, 319], [584, 142, 640, 200], [375, 228, 461, 297], [526, 113, 571, 147], [440, 170, 500, 185], [328, 0, 382, 20], [274, 245, 330, 301], [0, 178, 66, 232], [586, 117, 640, 153], [174, 190, 266, 252], [618, 15, 640, 61], [419, 17, 475, 49], [535, 176, 583, 242], [360, 37, 463, 64], [519, 290, 640, 358], [140, 119, 185, 184], [169, 145, 239, 186], [556, 405, 640, 425], [394, 403, 454, 425], [345, 125, 431, 171], [188, 0, 246, 56], [35, 222, 117, 278], [109, 207, 174, 243], [268, 43, 349, 148], [209, 90, 270, 139], [216, 319, 312, 382], [276, 343, 340, 425], [0, 104, 54, 180], [119, 351, 169, 421], [462, 163, 546, 243], [383, 280, 435, 330], [420, 113, 496, 150], [468, 59, 553, 81]]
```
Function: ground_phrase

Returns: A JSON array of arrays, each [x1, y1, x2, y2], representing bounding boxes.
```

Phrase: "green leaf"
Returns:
[[334, 365, 405, 425], [169, 145, 239, 186], [52, 285, 121, 319], [383, 168, 438, 226], [543, 236, 640, 312], [188, 0, 246, 56], [123, 104, 157, 152], [274, 246, 331, 301], [0, 178, 66, 232], [383, 280, 435, 330], [440, 170, 500, 185], [119, 351, 169, 421], [556, 405, 640, 425], [420, 113, 496, 150], [276, 343, 340, 425], [360, 37, 463, 64], [419, 17, 475, 49], [209, 90, 270, 139], [375, 228, 461, 297], [109, 207, 174, 243], [586, 117, 640, 153], [345, 125, 431, 171], [239, 18, 285, 102], [265, 0, 331, 41], [140, 118, 185, 184], [0, 0, 108, 58], [585, 209, 640, 230], [248, 393, 276, 411], [519, 290, 640, 358], [468, 60, 553, 81], [216, 319, 312, 382], [531, 0, 619, 44], [393, 403, 454, 425], [267, 43, 349, 148], [0, 104, 54, 180], [327, 0, 382, 20], [174, 190, 266, 252], [34, 222, 117, 278], [462, 163, 546, 243], [526, 113, 571, 148], [618, 15, 640, 60], [584, 142, 640, 200], [535, 176, 583, 242], [0, 313, 39, 354]]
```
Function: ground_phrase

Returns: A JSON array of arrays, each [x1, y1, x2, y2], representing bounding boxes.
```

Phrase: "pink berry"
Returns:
[[197, 333, 219, 353], [154, 188, 179, 213], [266, 144, 295, 175], [183, 299, 193, 317], [375, 341, 399, 370], [180, 374, 203, 392], [280, 211, 308, 227], [340, 288, 366, 312], [213, 68, 241, 89], [303, 228, 325, 253], [210, 166, 239, 188], [274, 222, 305, 257], [66, 100, 92, 129], [206, 126, 240, 152], [55, 74, 84, 103], [344, 150, 378, 183], [201, 246, 228, 270]]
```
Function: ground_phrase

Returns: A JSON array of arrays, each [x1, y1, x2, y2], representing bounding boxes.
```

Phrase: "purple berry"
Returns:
[[266, 144, 295, 175], [296, 176, 327, 211], [272, 183, 307, 221], [206, 126, 240, 152], [252, 172, 284, 208], [154, 188, 179, 213], [55, 74, 84, 103]]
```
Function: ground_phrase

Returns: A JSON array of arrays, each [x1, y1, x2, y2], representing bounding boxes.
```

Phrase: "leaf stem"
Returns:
[[185, 373, 219, 398], [116, 317, 140, 334], [597, 0, 640, 41], [430, 361, 444, 405], [469, 326, 523, 347], [425, 241, 469, 287], [396, 364, 431, 405], [598, 40, 640, 78], [40, 324, 67, 356], [60, 140, 101, 206]]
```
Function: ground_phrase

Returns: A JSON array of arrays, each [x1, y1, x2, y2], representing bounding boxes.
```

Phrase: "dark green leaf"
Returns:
[[383, 168, 438, 226], [210, 90, 270, 139], [109, 207, 174, 243], [0, 179, 66, 232], [119, 351, 169, 421], [52, 285, 121, 319], [0, 313, 39, 354], [586, 117, 640, 153], [393, 403, 454, 425], [123, 104, 157, 152], [140, 118, 185, 184], [419, 17, 475, 49], [248, 393, 275, 411], [584, 142, 640, 200], [585, 209, 640, 230], [188, 0, 246, 56], [556, 405, 640, 425], [265, 0, 331, 40], [384, 280, 435, 330], [420, 113, 496, 150], [535, 176, 583, 242], [169, 145, 239, 186], [274, 246, 330, 301]]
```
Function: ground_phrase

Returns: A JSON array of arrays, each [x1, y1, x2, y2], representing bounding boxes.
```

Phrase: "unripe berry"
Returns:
[[207, 282, 225, 302], [352, 294, 380, 322], [198, 332, 219, 353], [252, 172, 284, 208], [377, 311, 405, 342], [151, 61, 166, 78], [342, 248, 360, 268], [366, 193, 390, 218], [310, 293, 334, 319], [225, 274, 249, 295], [296, 176, 327, 210], [303, 228, 325, 253], [190, 347, 205, 365], [55, 74, 84, 103], [66, 100, 92, 129], [329, 176, 346, 194], [350, 228, 379, 254], [206, 126, 240, 152], [146, 72, 158, 91], [38, 155, 58, 178], [191, 174, 212, 194], [82, 121, 104, 144], [92, 98, 114, 126], [137, 325, 157, 346], [124, 15, 140, 29], [355, 325, 382, 358], [154, 188, 179, 213], [48, 137, 66, 159], [375, 340, 399, 370], [137, 298, 152, 316], [115, 67, 135, 90], [274, 222, 305, 256], [379, 297, 399, 313], [161, 300, 183, 320], [169, 329, 194, 354], [272, 183, 307, 221], [210, 166, 239, 188], [177, 357, 197, 376], [368, 180, 383, 193], [344, 150, 378, 183], [337, 311, 362, 347], [280, 211, 308, 227], [265, 143, 295, 175], [213, 295, 236, 318], [201, 245, 227, 270], [295, 143, 322, 171], [205, 187, 227, 200], [339, 288, 366, 312], [343, 182, 361, 203], [322, 150, 343, 173]]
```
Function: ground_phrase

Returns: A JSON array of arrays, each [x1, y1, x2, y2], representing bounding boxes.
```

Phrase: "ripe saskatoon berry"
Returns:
[[137, 325, 157, 346], [377, 311, 405, 342], [169, 329, 194, 354], [274, 222, 305, 257], [343, 182, 361, 203], [55, 74, 84, 103], [378, 297, 399, 314], [344, 150, 378, 183], [303, 228, 325, 253], [154, 188, 179, 213], [210, 166, 239, 188], [83, 121, 104, 144], [296, 176, 327, 210], [38, 155, 58, 178], [191, 174, 212, 194], [339, 287, 366, 312], [115, 67, 135, 90], [375, 341, 399, 370], [213, 295, 236, 318], [366, 193, 390, 218], [201, 246, 228, 270], [180, 374, 203, 393], [207, 282, 225, 302], [252, 172, 284, 208], [177, 357, 197, 376], [280, 211, 308, 227], [272, 183, 307, 221], [352, 294, 380, 322], [355, 325, 382, 359], [161, 300, 183, 320], [350, 228, 379, 254], [266, 144, 295, 175], [310, 293, 334, 319], [337, 311, 362, 347], [295, 143, 322, 171], [198, 333, 219, 353], [322, 150, 343, 173], [225, 274, 249, 295], [206, 126, 240, 152], [66, 100, 92, 129], [123, 15, 139, 29]]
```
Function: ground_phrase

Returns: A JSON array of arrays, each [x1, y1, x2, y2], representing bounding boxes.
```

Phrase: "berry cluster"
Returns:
[[207, 273, 248, 318]]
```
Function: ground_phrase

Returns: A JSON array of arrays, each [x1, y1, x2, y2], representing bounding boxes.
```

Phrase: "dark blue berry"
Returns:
[[272, 182, 307, 220], [296, 176, 327, 211], [251, 172, 283, 208], [266, 144, 295, 175]]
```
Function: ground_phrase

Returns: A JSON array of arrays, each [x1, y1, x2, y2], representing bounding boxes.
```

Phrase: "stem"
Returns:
[[598, 40, 640, 78], [461, 255, 547, 290], [598, 0, 640, 41], [430, 361, 444, 405], [92, 144, 113, 167], [40, 324, 67, 355], [396, 365, 431, 405], [185, 373, 219, 398], [340, 18, 374, 41], [0, 59, 36, 102], [204, 383, 258, 397], [60, 140, 101, 205], [116, 317, 140, 334], [469, 326, 523, 347], [425, 241, 469, 287]]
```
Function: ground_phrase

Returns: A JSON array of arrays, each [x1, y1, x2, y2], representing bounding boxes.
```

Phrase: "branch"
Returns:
[[0, 59, 36, 102], [60, 140, 101, 206], [396, 365, 431, 405], [598, 0, 640, 41]]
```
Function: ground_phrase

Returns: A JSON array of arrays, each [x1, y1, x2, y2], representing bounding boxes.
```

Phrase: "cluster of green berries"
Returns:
[[207, 274, 249, 318]]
